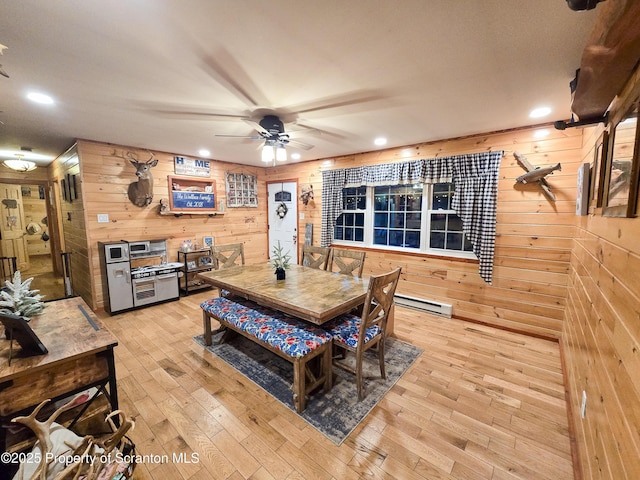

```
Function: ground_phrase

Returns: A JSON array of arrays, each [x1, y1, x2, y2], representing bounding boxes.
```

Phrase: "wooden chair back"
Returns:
[[301, 245, 331, 270], [328, 248, 366, 277], [212, 243, 245, 269], [358, 267, 401, 343], [0, 256, 17, 283], [329, 266, 401, 400]]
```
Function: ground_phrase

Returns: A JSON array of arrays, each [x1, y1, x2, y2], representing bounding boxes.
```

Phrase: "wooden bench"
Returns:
[[200, 297, 333, 413]]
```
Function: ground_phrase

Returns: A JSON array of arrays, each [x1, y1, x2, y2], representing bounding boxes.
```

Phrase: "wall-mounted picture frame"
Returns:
[[576, 163, 590, 216], [589, 130, 609, 211], [66, 173, 75, 201], [203, 236, 214, 248], [226, 172, 258, 208], [168, 175, 217, 213], [61, 178, 68, 201], [602, 99, 640, 217]]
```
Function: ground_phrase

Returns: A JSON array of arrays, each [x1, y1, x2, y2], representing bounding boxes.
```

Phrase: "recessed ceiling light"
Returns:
[[198, 149, 210, 157], [290, 153, 301, 160], [374, 137, 387, 146], [529, 107, 551, 118], [26, 92, 54, 105]]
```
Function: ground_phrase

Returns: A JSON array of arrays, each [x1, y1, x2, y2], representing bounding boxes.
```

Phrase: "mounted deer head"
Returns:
[[127, 151, 158, 207]]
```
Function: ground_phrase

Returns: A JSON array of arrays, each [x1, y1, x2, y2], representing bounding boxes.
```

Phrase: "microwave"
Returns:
[[104, 242, 129, 263], [129, 241, 151, 255]]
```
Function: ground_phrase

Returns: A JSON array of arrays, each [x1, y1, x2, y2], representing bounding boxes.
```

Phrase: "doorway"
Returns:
[[267, 180, 298, 264], [0, 181, 64, 301]]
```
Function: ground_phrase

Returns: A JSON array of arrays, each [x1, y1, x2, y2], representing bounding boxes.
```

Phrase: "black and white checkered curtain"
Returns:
[[320, 168, 346, 247], [321, 151, 502, 284]]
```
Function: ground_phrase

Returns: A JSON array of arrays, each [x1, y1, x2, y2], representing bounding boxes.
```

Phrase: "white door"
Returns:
[[267, 181, 298, 264], [0, 183, 29, 271]]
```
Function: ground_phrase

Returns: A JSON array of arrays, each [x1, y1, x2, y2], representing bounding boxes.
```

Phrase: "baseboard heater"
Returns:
[[394, 293, 453, 318]]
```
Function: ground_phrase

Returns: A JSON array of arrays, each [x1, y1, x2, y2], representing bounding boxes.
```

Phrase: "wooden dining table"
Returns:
[[0, 296, 118, 455], [196, 262, 370, 326]]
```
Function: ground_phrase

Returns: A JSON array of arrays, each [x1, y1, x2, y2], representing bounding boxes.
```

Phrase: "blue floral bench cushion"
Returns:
[[322, 313, 381, 348], [200, 297, 332, 357]]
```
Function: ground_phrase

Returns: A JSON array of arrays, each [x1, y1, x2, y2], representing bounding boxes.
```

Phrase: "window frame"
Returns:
[[332, 183, 477, 260]]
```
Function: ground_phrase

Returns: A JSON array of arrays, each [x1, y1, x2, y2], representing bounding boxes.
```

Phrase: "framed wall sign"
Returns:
[[168, 176, 216, 213], [174, 156, 211, 177], [602, 99, 640, 217]]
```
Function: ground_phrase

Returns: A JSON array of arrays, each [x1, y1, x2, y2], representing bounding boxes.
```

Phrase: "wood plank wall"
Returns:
[[71, 123, 583, 341], [48, 107, 640, 479], [74, 141, 268, 311], [562, 65, 640, 479], [48, 146, 89, 299], [266, 126, 583, 339]]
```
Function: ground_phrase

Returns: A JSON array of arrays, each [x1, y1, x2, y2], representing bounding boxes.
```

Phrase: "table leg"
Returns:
[[106, 348, 119, 412]]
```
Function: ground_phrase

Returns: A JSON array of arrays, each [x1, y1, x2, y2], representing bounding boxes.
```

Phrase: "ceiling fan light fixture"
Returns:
[[276, 144, 287, 162], [261, 143, 275, 163]]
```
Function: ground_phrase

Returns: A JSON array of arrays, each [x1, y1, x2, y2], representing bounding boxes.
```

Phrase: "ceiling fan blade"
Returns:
[[282, 127, 321, 139], [287, 89, 388, 116], [286, 138, 314, 150], [200, 48, 269, 108], [214, 134, 261, 140], [242, 117, 271, 137], [137, 101, 250, 120], [294, 121, 349, 140]]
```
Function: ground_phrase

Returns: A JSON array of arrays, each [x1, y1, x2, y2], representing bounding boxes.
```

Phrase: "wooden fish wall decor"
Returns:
[[513, 152, 560, 202]]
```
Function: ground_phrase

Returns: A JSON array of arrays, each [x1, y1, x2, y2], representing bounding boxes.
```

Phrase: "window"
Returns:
[[334, 187, 366, 242], [334, 183, 475, 258]]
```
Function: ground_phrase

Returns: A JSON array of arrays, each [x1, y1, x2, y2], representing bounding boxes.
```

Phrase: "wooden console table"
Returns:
[[0, 297, 118, 454]]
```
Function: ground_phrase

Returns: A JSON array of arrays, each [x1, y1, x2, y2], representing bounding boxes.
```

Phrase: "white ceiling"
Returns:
[[0, 1, 597, 169]]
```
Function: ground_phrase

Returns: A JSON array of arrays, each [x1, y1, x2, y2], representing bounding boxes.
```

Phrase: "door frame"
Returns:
[[0, 178, 63, 275], [266, 178, 299, 263]]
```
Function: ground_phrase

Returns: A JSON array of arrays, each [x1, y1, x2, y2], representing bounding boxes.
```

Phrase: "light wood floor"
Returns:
[[99, 290, 574, 480], [19, 254, 66, 302]]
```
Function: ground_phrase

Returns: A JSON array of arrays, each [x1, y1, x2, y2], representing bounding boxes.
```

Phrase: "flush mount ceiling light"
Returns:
[[529, 107, 552, 118], [27, 91, 54, 105], [374, 137, 388, 146], [3, 154, 37, 172]]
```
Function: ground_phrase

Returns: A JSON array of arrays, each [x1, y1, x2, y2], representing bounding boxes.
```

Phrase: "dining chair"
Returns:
[[0, 256, 17, 283], [212, 243, 245, 269], [211, 243, 245, 299], [301, 245, 331, 270], [322, 267, 401, 400], [327, 248, 366, 277]]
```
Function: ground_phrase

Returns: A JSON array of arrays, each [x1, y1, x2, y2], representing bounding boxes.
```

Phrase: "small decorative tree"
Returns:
[[0, 271, 46, 318], [271, 241, 291, 280]]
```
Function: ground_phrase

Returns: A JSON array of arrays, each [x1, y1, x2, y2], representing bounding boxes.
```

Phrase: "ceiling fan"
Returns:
[[144, 46, 390, 163], [215, 114, 315, 151], [214, 114, 317, 164]]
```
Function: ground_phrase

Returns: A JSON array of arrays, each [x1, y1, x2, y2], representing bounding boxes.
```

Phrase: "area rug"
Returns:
[[193, 332, 422, 445]]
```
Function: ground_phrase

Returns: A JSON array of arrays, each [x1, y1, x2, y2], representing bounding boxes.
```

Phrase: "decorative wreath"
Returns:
[[275, 202, 288, 219]]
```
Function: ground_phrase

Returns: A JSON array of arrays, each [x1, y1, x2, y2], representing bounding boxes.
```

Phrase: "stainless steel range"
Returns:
[[99, 239, 181, 314]]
